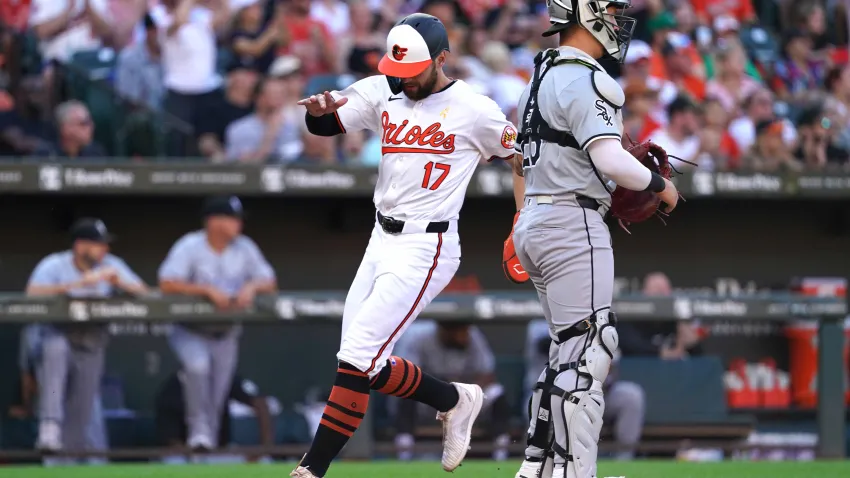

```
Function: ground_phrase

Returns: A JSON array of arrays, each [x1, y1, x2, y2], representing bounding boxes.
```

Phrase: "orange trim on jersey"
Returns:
[[381, 146, 453, 155], [334, 111, 346, 134], [365, 233, 443, 374]]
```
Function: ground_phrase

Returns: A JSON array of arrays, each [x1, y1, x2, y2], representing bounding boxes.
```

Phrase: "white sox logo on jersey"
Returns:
[[381, 111, 456, 155], [595, 99, 613, 126]]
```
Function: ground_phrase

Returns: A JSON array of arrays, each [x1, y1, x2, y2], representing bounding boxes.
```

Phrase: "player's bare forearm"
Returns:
[[159, 279, 211, 297], [512, 155, 525, 212]]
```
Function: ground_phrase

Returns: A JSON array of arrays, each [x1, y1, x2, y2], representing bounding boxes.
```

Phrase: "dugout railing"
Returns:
[[0, 292, 844, 460]]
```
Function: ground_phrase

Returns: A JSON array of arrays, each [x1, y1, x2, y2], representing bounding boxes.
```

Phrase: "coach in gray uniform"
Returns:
[[158, 195, 276, 451], [26, 218, 147, 453], [510, 2, 679, 478]]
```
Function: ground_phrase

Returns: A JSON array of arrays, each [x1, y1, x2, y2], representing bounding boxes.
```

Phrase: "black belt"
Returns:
[[575, 195, 600, 211], [377, 211, 449, 235]]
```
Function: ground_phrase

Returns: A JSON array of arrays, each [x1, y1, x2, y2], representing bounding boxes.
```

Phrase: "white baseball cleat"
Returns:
[[436, 382, 484, 472], [36, 420, 62, 452], [290, 455, 321, 477], [290, 466, 321, 478]]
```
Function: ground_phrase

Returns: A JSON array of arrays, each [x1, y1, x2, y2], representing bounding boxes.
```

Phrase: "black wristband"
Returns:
[[304, 111, 344, 137], [644, 172, 666, 193]]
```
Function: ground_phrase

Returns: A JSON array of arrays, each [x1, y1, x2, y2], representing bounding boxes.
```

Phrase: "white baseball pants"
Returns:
[[337, 221, 461, 378]]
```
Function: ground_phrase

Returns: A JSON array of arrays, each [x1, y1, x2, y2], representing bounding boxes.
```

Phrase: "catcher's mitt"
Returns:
[[609, 140, 690, 233], [503, 212, 528, 283]]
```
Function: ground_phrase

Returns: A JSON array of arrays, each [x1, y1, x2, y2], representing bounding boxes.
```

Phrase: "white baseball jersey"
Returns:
[[331, 76, 517, 222]]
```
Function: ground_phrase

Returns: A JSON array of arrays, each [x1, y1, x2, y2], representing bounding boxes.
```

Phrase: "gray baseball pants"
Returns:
[[37, 331, 105, 451], [513, 198, 615, 472], [168, 325, 240, 446]]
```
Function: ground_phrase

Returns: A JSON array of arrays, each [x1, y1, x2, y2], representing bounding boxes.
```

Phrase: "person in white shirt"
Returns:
[[156, 0, 230, 154], [649, 96, 702, 169], [28, 0, 115, 64], [728, 87, 797, 153], [479, 41, 528, 124]]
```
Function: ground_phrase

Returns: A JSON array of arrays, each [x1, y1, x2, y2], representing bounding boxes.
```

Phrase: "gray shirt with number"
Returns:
[[517, 47, 623, 207]]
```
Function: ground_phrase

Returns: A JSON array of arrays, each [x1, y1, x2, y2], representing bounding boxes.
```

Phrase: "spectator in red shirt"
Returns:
[[279, 0, 337, 77], [691, 0, 756, 25], [0, 0, 32, 32]]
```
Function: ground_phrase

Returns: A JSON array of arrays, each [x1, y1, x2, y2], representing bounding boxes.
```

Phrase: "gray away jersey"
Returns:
[[517, 47, 623, 207]]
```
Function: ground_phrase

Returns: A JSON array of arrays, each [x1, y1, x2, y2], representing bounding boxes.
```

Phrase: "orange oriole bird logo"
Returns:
[[392, 44, 408, 61]]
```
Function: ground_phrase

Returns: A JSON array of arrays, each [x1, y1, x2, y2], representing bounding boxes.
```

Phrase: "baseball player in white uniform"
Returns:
[[292, 13, 518, 478], [506, 1, 679, 478]]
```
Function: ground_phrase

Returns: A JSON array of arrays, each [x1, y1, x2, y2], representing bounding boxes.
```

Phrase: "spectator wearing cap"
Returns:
[[772, 29, 825, 101], [657, 33, 706, 102], [30, 100, 106, 159], [155, 0, 231, 154], [742, 118, 803, 171], [648, 96, 702, 168], [340, 0, 386, 79], [116, 13, 164, 110], [225, 76, 303, 163], [26, 218, 147, 453], [620, 40, 678, 111], [196, 62, 258, 161], [158, 195, 276, 451], [794, 105, 849, 168], [279, 0, 338, 77], [728, 87, 797, 154], [705, 43, 762, 114], [229, 0, 289, 75]]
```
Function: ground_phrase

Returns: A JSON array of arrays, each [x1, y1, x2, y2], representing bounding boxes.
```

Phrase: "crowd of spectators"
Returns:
[[1, 0, 850, 170]]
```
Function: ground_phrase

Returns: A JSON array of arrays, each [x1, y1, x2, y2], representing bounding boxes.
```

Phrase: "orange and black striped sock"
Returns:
[[371, 356, 459, 412], [301, 362, 369, 477]]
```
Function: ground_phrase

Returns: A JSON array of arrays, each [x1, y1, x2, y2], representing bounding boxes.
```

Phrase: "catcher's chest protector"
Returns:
[[516, 48, 623, 206]]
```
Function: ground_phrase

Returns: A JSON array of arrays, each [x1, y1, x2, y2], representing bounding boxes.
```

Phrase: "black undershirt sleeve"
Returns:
[[305, 112, 345, 137]]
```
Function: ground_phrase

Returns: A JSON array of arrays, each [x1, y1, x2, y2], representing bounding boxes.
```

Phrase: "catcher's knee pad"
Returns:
[[577, 310, 619, 385]]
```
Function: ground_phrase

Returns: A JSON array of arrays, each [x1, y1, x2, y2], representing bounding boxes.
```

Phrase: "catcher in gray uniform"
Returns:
[[504, 2, 681, 478]]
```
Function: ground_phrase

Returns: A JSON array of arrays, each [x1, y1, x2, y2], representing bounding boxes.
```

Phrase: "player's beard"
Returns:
[[402, 64, 439, 101]]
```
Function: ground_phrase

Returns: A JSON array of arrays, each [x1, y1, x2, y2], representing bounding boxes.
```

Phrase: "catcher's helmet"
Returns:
[[543, 0, 636, 62], [378, 13, 450, 79]]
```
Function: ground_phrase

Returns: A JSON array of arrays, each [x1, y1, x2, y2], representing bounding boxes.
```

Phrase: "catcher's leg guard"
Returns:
[[516, 367, 557, 478], [549, 311, 618, 478], [525, 367, 557, 458]]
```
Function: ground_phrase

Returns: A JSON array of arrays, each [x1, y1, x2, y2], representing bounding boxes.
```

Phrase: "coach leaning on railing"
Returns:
[[157, 195, 277, 452], [24, 218, 149, 455]]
